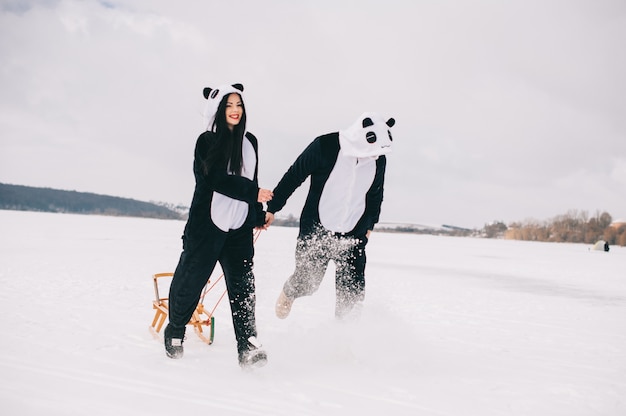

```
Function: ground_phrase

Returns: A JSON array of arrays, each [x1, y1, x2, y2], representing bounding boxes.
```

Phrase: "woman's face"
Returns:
[[225, 93, 243, 130]]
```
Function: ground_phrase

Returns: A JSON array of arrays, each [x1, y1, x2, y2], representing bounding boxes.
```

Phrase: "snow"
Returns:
[[1, 209, 625, 415]]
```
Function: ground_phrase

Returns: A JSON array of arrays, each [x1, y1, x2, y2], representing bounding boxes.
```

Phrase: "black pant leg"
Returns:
[[334, 237, 367, 317], [168, 231, 226, 330], [284, 235, 332, 299], [219, 226, 257, 353]]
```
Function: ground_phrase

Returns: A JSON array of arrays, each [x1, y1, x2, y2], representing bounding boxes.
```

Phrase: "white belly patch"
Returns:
[[318, 151, 376, 233], [211, 138, 256, 232]]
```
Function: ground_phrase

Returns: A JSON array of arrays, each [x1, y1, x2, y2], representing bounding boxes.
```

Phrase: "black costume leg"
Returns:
[[168, 231, 227, 333], [219, 226, 257, 354], [334, 237, 367, 318], [283, 233, 331, 299]]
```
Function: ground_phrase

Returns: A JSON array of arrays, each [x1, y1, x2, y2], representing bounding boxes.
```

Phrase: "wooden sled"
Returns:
[[150, 272, 227, 345]]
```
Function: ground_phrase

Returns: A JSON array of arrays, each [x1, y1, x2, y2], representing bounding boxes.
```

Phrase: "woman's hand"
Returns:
[[257, 188, 273, 203], [255, 212, 275, 231]]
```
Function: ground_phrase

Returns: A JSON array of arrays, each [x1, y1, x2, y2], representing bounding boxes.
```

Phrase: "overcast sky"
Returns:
[[1, 0, 625, 228]]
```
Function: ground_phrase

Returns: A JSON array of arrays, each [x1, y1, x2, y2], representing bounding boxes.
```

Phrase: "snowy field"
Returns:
[[1, 209, 624, 416]]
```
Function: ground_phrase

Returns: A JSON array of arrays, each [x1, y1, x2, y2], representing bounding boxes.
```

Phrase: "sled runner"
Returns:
[[149, 229, 262, 345]]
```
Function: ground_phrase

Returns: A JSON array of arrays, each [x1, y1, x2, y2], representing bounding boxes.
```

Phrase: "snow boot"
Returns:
[[164, 324, 185, 359], [275, 290, 294, 319], [238, 336, 268, 369]]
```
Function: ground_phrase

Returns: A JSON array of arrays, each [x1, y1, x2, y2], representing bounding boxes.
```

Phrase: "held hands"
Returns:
[[257, 188, 273, 203], [256, 212, 274, 231], [255, 189, 274, 231]]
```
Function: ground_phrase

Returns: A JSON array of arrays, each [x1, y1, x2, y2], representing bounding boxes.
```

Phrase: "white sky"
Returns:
[[1, 0, 625, 228]]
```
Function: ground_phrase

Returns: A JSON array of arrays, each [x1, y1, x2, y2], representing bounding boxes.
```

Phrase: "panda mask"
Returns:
[[339, 112, 395, 158], [202, 83, 245, 131]]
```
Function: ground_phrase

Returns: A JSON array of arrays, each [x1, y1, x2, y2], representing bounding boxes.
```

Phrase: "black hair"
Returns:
[[202, 93, 247, 176]]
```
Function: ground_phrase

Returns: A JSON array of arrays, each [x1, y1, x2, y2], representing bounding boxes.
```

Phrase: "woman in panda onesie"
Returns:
[[265, 113, 394, 319], [164, 84, 273, 369]]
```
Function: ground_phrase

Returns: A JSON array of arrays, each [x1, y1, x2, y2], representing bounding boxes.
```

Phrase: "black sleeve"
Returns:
[[247, 133, 267, 226], [266, 136, 324, 214], [364, 155, 386, 230]]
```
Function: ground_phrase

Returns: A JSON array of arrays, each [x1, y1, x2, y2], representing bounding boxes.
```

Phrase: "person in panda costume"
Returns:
[[265, 113, 394, 319], [164, 84, 273, 369]]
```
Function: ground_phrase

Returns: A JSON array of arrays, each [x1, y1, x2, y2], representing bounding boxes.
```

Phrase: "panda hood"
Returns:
[[202, 83, 245, 131], [339, 112, 395, 158]]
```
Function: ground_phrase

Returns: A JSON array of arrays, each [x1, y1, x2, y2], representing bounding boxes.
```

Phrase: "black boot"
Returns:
[[164, 324, 185, 359], [238, 336, 268, 369]]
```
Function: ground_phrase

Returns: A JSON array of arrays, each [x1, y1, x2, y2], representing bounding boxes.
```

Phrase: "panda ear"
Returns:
[[203, 88, 212, 99], [232, 83, 244, 92], [362, 117, 374, 128], [386, 118, 395, 128]]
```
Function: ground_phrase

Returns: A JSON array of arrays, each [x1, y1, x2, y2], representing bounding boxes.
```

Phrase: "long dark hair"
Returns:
[[202, 93, 247, 176]]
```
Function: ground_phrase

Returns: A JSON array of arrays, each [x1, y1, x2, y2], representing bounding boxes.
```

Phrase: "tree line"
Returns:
[[0, 183, 183, 220], [484, 210, 625, 247]]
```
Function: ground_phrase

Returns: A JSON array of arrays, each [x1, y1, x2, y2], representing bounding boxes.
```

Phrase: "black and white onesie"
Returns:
[[167, 85, 265, 354], [267, 113, 395, 317]]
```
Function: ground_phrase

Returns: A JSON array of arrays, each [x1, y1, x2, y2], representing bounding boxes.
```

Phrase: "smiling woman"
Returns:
[[200, 84, 249, 178], [224, 93, 243, 130], [163, 84, 274, 369]]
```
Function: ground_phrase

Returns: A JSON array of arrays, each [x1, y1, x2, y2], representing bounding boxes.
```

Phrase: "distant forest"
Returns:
[[484, 210, 625, 247], [0, 183, 184, 220]]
